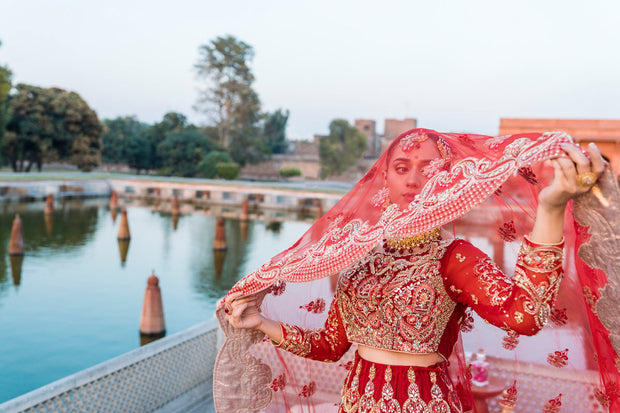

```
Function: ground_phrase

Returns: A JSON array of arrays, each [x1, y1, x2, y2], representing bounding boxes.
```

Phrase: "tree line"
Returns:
[[0, 36, 366, 178]]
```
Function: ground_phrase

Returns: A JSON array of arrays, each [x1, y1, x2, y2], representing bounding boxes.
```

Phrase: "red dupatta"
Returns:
[[213, 129, 620, 412]]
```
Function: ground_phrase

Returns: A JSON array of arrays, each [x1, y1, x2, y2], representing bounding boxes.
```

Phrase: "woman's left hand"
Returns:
[[538, 142, 606, 212]]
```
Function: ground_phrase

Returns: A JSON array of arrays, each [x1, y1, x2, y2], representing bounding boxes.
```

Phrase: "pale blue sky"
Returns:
[[1, 0, 619, 139]]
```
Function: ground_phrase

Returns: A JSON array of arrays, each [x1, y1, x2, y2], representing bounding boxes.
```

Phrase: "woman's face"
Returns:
[[385, 139, 442, 209]]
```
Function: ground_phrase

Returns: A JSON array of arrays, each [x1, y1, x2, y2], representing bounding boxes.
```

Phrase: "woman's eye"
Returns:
[[395, 166, 408, 174]]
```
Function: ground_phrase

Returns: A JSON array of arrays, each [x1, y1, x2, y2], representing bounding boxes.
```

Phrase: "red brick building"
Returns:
[[499, 118, 620, 173]]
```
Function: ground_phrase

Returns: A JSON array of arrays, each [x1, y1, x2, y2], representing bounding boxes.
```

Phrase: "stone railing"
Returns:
[[0, 180, 111, 202], [0, 319, 220, 413]]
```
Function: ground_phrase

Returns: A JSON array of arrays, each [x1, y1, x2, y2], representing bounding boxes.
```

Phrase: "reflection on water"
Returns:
[[0, 199, 314, 403]]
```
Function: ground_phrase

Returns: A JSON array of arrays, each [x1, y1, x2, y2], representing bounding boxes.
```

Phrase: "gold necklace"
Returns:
[[383, 228, 441, 252]]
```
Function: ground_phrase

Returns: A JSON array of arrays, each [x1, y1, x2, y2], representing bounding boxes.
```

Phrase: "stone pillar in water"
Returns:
[[139, 272, 166, 344], [171, 195, 180, 215], [213, 217, 227, 251], [8, 214, 24, 256], [44, 194, 55, 215], [240, 198, 249, 221], [171, 196, 180, 230], [109, 191, 119, 211], [117, 210, 131, 241]]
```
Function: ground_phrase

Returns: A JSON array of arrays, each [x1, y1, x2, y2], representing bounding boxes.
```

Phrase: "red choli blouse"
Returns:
[[274, 237, 564, 363]]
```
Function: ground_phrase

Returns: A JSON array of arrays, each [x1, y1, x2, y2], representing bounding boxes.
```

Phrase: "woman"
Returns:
[[214, 129, 617, 412]]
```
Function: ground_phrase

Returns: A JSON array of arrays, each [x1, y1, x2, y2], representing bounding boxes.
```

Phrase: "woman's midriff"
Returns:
[[357, 344, 446, 367]]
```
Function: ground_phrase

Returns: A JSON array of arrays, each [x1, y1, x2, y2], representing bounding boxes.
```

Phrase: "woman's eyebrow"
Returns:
[[392, 157, 411, 163]]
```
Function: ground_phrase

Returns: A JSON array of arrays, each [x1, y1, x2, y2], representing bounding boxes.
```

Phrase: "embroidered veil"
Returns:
[[213, 129, 620, 412]]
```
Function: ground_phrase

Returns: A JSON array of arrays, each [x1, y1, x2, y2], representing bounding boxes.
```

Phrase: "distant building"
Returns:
[[384, 118, 417, 141], [380, 118, 418, 155], [354, 119, 378, 158], [499, 118, 620, 173]]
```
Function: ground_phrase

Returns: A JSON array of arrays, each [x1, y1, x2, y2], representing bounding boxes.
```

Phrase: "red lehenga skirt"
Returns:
[[339, 352, 463, 413]]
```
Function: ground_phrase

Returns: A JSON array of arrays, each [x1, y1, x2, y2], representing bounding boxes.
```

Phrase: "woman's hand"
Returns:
[[530, 142, 605, 244], [224, 291, 264, 330], [223, 291, 284, 343], [538, 142, 606, 212]]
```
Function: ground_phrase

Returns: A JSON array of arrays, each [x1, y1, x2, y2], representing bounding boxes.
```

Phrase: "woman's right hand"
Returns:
[[224, 291, 264, 330]]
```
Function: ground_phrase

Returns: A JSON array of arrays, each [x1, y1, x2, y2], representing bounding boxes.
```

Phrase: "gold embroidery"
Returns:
[[513, 267, 561, 330], [583, 286, 598, 314], [455, 252, 466, 262], [384, 227, 441, 250], [518, 238, 564, 273], [277, 322, 312, 357], [357, 365, 376, 413], [341, 362, 361, 412], [338, 240, 457, 354], [472, 256, 512, 307], [450, 285, 463, 294], [401, 368, 427, 412], [377, 366, 401, 413], [514, 311, 524, 324], [428, 371, 451, 412]]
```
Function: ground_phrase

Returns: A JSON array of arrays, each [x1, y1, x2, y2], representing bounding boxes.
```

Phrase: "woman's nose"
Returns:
[[406, 169, 423, 187]]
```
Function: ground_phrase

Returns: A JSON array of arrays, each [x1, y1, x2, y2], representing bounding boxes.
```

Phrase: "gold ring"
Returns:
[[577, 172, 598, 187]]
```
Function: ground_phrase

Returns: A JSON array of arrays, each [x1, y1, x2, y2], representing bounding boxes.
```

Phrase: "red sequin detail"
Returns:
[[298, 381, 316, 397], [458, 134, 476, 148], [300, 298, 326, 314], [499, 381, 518, 408], [465, 364, 473, 381], [498, 220, 517, 242], [547, 349, 569, 368], [517, 166, 539, 185], [595, 389, 611, 408], [270, 281, 286, 296], [460, 309, 474, 332], [338, 360, 354, 370], [270, 373, 286, 392], [543, 394, 562, 413], [598, 382, 620, 406], [502, 331, 520, 350], [550, 307, 568, 326]]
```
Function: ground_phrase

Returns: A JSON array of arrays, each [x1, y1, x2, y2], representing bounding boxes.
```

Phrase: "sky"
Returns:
[[1, 0, 619, 140]]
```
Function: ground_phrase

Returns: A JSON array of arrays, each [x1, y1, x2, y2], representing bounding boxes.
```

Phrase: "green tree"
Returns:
[[198, 150, 232, 178], [216, 162, 240, 180], [4, 84, 103, 172], [156, 127, 215, 177], [319, 119, 368, 179], [0, 39, 13, 164], [142, 112, 187, 169], [124, 133, 152, 173], [195, 35, 264, 165], [101, 116, 148, 165], [262, 109, 289, 154]]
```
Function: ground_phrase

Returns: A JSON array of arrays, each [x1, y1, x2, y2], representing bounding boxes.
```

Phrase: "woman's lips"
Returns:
[[402, 193, 418, 202]]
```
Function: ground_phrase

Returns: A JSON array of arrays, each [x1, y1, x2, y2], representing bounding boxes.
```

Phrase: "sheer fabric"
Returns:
[[213, 129, 620, 412]]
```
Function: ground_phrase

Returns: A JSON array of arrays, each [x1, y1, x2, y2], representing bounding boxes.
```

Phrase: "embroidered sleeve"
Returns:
[[273, 296, 351, 362], [442, 237, 564, 336]]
